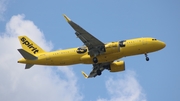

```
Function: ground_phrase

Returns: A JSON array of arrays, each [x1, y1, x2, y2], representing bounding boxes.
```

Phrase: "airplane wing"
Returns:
[[63, 14, 105, 56], [81, 63, 110, 78]]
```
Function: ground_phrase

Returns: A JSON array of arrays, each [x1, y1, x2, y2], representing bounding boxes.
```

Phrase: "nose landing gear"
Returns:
[[145, 53, 149, 61]]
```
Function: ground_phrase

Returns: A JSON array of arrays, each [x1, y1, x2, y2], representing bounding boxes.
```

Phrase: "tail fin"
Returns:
[[18, 36, 46, 55]]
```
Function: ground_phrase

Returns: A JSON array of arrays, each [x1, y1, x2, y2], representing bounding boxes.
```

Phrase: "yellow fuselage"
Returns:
[[18, 37, 165, 66]]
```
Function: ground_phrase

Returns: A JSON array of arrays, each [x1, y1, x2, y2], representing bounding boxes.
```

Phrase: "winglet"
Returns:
[[81, 71, 88, 79], [63, 14, 71, 22]]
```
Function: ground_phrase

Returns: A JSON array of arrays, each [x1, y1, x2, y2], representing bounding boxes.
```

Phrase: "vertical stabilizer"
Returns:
[[18, 36, 46, 55]]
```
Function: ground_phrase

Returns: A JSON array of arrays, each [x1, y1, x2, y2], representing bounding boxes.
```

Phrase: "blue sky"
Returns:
[[0, 0, 180, 101]]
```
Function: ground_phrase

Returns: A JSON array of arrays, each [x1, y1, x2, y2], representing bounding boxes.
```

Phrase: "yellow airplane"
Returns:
[[17, 14, 166, 78]]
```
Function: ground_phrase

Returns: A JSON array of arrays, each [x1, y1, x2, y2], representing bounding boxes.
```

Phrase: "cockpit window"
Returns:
[[152, 39, 157, 41]]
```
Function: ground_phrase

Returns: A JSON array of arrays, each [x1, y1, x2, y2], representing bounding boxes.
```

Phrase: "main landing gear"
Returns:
[[145, 53, 149, 61], [93, 57, 98, 63], [92, 56, 101, 75], [97, 69, 102, 76]]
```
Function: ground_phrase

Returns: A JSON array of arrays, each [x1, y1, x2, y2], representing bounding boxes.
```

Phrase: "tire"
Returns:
[[93, 57, 98, 63], [97, 70, 102, 75], [146, 57, 149, 61]]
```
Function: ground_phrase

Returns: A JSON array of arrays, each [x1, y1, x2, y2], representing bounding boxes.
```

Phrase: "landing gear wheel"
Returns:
[[145, 53, 149, 61], [97, 70, 102, 76], [93, 57, 98, 63], [146, 57, 149, 61]]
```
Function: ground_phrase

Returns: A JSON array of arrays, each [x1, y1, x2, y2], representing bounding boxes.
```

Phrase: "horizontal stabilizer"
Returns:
[[25, 64, 34, 69], [81, 71, 88, 79], [18, 49, 37, 60]]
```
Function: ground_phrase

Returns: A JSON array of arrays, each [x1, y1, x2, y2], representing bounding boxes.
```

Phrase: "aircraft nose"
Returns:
[[159, 41, 166, 49]]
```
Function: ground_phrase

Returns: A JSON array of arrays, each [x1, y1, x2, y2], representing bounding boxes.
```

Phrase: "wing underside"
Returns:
[[63, 14, 105, 56], [81, 63, 110, 78]]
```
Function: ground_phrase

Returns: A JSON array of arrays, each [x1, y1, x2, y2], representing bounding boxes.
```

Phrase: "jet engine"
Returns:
[[105, 42, 120, 54], [109, 61, 125, 72]]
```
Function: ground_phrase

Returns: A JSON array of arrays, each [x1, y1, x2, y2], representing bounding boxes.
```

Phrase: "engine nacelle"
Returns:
[[110, 61, 125, 72], [105, 42, 120, 54]]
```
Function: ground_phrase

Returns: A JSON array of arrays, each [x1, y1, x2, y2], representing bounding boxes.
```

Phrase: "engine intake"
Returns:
[[110, 61, 125, 72]]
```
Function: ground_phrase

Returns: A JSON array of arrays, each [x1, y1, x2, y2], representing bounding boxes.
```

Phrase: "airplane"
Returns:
[[17, 14, 166, 78]]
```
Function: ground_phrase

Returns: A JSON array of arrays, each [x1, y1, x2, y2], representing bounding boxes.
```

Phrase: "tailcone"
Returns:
[[17, 58, 26, 63]]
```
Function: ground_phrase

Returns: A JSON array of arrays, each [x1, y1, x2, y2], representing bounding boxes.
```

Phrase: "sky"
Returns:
[[0, 0, 179, 101]]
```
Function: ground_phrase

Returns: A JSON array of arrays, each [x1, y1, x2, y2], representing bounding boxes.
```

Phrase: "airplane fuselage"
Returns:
[[18, 37, 165, 66], [17, 14, 166, 78]]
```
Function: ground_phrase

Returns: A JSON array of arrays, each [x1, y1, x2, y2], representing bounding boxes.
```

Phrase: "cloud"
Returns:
[[0, 14, 82, 101], [0, 0, 7, 21], [97, 71, 146, 101]]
